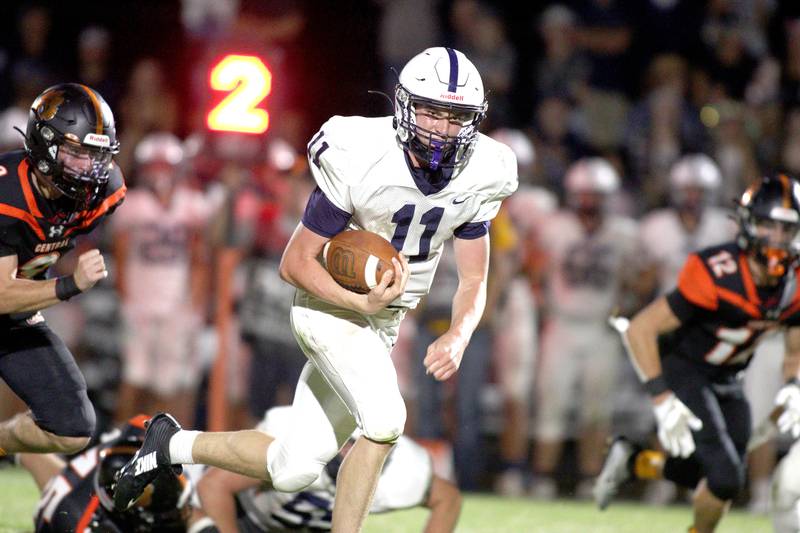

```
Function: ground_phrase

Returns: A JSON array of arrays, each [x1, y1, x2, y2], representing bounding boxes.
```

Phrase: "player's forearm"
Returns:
[[423, 477, 462, 533], [424, 498, 461, 533], [626, 313, 664, 382], [0, 278, 61, 314], [783, 350, 800, 382], [196, 486, 240, 533], [280, 255, 364, 312], [198, 499, 238, 533], [447, 278, 486, 341]]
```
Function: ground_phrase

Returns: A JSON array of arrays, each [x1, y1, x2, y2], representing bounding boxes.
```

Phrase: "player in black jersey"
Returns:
[[18, 415, 195, 533], [594, 174, 800, 532], [0, 83, 125, 459]]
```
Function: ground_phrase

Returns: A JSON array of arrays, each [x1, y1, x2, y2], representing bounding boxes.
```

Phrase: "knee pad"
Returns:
[[267, 441, 328, 493], [269, 457, 325, 493], [359, 393, 406, 443], [34, 390, 96, 438]]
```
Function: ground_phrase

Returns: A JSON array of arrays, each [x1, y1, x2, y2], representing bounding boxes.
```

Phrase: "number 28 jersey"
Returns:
[[664, 241, 800, 375], [304, 115, 518, 309]]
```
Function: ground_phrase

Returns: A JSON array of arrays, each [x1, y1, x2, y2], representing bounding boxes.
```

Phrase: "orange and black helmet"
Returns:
[[736, 173, 800, 277], [23, 83, 120, 210]]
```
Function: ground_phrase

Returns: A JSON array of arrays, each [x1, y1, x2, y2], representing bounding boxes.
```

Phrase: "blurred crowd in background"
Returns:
[[2, 0, 800, 515]]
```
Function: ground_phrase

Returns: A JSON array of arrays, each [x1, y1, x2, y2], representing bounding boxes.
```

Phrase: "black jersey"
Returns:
[[0, 150, 125, 326], [664, 241, 800, 377], [34, 417, 148, 533]]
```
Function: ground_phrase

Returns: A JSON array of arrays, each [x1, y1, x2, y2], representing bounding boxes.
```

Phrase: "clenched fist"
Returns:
[[73, 249, 107, 291]]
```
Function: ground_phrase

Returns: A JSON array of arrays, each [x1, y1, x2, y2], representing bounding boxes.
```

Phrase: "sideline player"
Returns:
[[593, 174, 800, 532], [0, 83, 125, 458], [115, 46, 517, 533], [532, 158, 637, 498], [195, 406, 462, 532]]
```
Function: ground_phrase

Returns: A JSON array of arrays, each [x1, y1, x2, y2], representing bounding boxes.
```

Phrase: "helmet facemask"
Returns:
[[739, 212, 800, 277], [394, 85, 485, 170]]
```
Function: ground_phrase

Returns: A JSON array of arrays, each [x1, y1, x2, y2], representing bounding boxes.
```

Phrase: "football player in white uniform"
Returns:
[[194, 406, 462, 532], [114, 47, 517, 533], [638, 154, 735, 297], [531, 158, 638, 498]]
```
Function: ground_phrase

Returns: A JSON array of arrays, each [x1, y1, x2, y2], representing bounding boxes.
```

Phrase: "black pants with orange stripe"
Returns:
[[660, 355, 751, 502], [0, 322, 95, 437]]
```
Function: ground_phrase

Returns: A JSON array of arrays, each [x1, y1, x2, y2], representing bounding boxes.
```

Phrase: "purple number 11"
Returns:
[[390, 204, 444, 263]]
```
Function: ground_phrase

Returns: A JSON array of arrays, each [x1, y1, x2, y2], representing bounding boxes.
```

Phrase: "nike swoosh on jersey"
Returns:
[[452, 196, 469, 204]]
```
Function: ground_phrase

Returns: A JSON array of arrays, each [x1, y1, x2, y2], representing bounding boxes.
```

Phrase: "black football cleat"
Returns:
[[593, 436, 636, 510], [112, 413, 182, 510]]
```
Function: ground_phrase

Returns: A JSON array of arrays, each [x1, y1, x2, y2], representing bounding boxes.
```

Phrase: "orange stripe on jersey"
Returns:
[[78, 84, 104, 134], [75, 495, 100, 532], [0, 203, 45, 240], [64, 183, 126, 237], [677, 254, 718, 310], [16, 159, 43, 218], [738, 253, 760, 305], [717, 286, 761, 318]]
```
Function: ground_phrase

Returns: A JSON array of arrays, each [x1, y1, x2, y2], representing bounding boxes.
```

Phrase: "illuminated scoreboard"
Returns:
[[206, 54, 272, 134]]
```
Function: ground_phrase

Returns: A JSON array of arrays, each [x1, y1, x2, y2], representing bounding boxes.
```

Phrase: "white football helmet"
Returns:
[[394, 47, 487, 170], [564, 157, 620, 194], [669, 153, 722, 207], [134, 132, 184, 196], [564, 157, 620, 216], [134, 132, 184, 167]]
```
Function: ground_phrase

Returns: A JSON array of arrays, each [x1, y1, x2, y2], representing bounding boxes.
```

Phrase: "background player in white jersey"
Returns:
[[114, 46, 517, 533], [194, 406, 462, 533], [531, 158, 638, 498], [112, 133, 211, 426], [638, 154, 735, 297]]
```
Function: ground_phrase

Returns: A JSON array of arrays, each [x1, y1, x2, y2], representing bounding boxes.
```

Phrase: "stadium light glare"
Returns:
[[207, 54, 272, 134]]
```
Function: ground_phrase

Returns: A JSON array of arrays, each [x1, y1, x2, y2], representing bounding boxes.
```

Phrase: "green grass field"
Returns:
[[0, 467, 771, 533]]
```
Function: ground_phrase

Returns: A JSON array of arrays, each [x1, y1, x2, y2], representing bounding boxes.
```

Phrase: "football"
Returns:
[[323, 230, 400, 294]]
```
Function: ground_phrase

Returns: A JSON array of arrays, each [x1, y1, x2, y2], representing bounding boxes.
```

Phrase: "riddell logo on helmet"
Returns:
[[440, 93, 464, 102], [84, 133, 110, 148]]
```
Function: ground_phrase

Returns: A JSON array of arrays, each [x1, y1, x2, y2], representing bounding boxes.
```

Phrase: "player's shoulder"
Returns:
[[0, 151, 27, 195], [315, 115, 395, 154], [464, 133, 518, 192], [104, 162, 126, 199], [0, 150, 26, 175], [694, 240, 739, 262], [0, 152, 29, 228], [309, 115, 396, 185]]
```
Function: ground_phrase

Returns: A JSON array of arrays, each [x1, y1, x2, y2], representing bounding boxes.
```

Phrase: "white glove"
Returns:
[[775, 381, 800, 438], [653, 393, 703, 458]]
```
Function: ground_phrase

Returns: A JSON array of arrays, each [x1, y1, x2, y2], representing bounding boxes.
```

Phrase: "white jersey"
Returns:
[[307, 115, 518, 308], [638, 207, 736, 294], [539, 211, 637, 320], [112, 186, 210, 315], [238, 407, 433, 531]]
